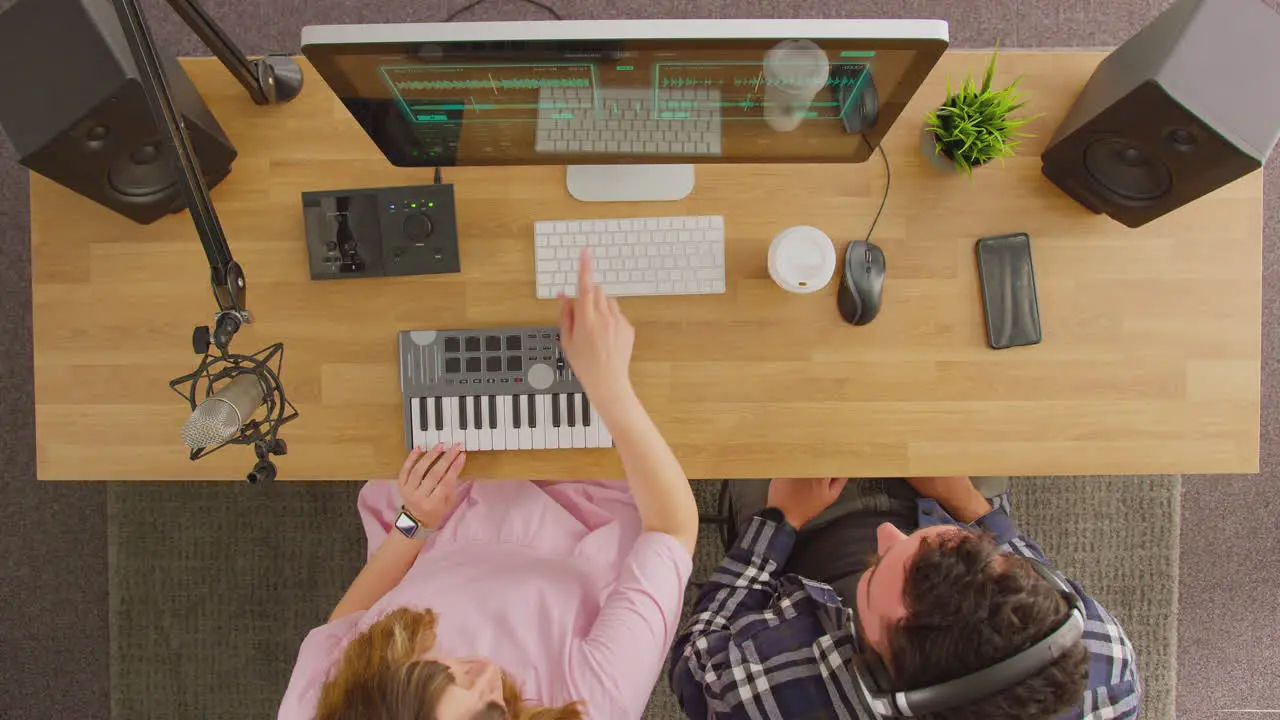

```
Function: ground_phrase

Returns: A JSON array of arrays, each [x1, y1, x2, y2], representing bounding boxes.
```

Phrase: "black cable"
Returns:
[[444, 0, 562, 21], [864, 144, 890, 243]]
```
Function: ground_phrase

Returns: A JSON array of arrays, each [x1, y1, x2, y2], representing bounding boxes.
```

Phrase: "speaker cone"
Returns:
[[1083, 138, 1172, 203], [108, 142, 178, 199]]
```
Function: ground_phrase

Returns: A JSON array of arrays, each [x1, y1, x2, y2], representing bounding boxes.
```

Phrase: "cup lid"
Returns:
[[764, 39, 831, 90], [769, 226, 837, 293]]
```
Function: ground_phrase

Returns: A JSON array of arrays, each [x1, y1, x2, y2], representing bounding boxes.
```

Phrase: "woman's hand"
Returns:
[[397, 443, 467, 530], [559, 248, 636, 411], [767, 477, 849, 529]]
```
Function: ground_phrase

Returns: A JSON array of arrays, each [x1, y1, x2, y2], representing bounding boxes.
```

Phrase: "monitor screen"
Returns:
[[302, 20, 948, 167]]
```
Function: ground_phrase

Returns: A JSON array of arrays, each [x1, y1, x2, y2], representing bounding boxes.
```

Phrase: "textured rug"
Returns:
[[109, 476, 1179, 719]]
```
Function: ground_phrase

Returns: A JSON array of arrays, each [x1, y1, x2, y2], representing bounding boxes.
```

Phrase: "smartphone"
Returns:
[[976, 233, 1042, 349]]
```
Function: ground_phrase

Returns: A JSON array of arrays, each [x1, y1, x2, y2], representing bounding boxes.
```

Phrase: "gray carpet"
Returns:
[[3, 2, 1280, 720], [106, 477, 1179, 720]]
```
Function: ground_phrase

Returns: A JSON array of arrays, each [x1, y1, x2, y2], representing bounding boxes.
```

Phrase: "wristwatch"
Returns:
[[394, 506, 430, 539], [757, 506, 789, 527]]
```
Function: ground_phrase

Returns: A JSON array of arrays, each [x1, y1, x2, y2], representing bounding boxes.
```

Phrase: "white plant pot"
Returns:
[[920, 123, 959, 174]]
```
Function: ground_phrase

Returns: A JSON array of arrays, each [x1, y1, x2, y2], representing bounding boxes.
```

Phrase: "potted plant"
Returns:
[[923, 49, 1036, 175]]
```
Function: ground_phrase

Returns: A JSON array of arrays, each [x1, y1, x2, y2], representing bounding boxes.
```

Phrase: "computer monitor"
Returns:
[[302, 19, 949, 201]]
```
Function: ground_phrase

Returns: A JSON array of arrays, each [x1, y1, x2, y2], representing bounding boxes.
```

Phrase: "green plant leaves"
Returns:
[[924, 46, 1040, 176]]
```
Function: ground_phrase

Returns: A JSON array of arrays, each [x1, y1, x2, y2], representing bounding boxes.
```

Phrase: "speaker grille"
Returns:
[[107, 141, 179, 199], [1082, 138, 1173, 203]]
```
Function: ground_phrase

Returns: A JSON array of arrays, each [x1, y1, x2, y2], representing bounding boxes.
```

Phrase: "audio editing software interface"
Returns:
[[323, 40, 922, 166]]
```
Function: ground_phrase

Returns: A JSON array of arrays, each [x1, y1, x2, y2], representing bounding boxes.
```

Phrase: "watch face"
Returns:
[[394, 510, 419, 538]]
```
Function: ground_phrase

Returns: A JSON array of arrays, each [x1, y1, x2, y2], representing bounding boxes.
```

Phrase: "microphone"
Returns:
[[181, 372, 266, 450]]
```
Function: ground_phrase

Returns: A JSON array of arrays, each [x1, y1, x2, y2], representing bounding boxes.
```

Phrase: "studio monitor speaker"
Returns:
[[1041, 0, 1280, 228], [0, 0, 236, 225]]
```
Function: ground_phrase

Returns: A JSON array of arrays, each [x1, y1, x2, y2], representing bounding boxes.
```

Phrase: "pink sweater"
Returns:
[[279, 479, 692, 720]]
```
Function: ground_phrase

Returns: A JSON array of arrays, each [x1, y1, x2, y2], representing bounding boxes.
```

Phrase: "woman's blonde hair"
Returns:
[[315, 607, 584, 720]]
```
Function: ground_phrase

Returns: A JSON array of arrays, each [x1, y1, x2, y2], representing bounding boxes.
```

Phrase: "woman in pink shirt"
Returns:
[[278, 252, 699, 720]]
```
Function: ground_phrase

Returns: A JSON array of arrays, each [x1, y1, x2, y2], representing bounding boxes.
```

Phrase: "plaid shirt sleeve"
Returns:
[[667, 514, 861, 720], [921, 494, 1144, 720]]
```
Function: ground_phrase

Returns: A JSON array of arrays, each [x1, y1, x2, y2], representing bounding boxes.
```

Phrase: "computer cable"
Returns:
[[444, 0, 563, 21], [864, 145, 890, 243]]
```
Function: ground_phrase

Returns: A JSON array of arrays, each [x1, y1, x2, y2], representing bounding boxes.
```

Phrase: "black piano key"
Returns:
[[488, 395, 497, 429], [418, 397, 430, 435], [458, 395, 468, 431], [528, 395, 537, 428], [511, 395, 521, 429], [582, 394, 591, 426], [434, 396, 444, 431], [552, 393, 561, 428], [566, 393, 577, 427], [472, 396, 483, 429]]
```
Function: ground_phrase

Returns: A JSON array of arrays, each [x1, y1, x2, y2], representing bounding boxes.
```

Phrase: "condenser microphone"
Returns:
[[181, 372, 266, 449]]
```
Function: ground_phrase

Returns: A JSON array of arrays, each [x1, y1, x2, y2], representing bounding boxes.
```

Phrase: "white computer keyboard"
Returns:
[[534, 216, 726, 298], [535, 87, 723, 156]]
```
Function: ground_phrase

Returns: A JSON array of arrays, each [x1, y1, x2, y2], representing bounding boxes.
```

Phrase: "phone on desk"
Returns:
[[976, 233, 1042, 349]]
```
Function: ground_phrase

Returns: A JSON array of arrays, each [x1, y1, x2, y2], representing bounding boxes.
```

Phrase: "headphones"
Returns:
[[848, 558, 1087, 719]]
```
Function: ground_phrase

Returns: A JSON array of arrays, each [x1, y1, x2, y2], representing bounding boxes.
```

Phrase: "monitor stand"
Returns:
[[566, 165, 694, 202]]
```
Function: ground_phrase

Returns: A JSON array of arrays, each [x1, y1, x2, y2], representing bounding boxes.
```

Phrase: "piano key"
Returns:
[[584, 399, 599, 448], [528, 395, 537, 429], [557, 395, 574, 448], [488, 396, 498, 430], [551, 393, 562, 428], [488, 392, 504, 448], [464, 396, 480, 450], [458, 394, 468, 431], [512, 392, 522, 428], [518, 396, 534, 449], [542, 395, 558, 449], [499, 396, 516, 450], [440, 397, 456, 447], [421, 397, 440, 449], [433, 396, 444, 431], [593, 404, 612, 447], [410, 398, 427, 449], [477, 395, 493, 451], [566, 393, 576, 427], [532, 394, 547, 445], [570, 394, 587, 448]]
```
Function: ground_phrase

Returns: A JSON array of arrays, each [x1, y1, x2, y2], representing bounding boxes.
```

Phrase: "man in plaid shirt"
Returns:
[[668, 477, 1141, 719]]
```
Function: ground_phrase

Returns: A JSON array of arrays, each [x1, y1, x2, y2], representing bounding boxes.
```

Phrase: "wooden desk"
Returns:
[[30, 51, 1262, 481]]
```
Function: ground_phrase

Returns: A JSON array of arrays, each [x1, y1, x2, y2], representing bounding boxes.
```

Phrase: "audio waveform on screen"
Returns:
[[659, 77, 721, 87], [393, 77, 591, 90]]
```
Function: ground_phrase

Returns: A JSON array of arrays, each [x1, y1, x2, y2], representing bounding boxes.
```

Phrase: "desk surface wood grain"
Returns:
[[30, 51, 1262, 481]]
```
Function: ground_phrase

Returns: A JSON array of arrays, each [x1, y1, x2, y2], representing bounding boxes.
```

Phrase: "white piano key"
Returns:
[[557, 394, 573, 449], [584, 398, 599, 448], [570, 394, 587, 448], [593, 405, 612, 447], [410, 398, 427, 449], [542, 395, 559, 449], [439, 397, 455, 447], [464, 396, 480, 451], [504, 396, 520, 450], [518, 395, 534, 450], [493, 395, 507, 451], [478, 395, 493, 451], [423, 398, 441, 449], [532, 395, 548, 450]]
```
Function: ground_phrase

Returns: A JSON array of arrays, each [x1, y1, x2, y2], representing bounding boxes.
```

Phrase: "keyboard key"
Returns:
[[458, 395, 468, 431], [434, 397, 444, 431], [541, 395, 557, 449], [551, 393, 561, 428], [477, 396, 492, 451]]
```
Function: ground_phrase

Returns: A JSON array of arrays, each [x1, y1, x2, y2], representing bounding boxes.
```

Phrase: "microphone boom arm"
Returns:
[[110, 0, 302, 353]]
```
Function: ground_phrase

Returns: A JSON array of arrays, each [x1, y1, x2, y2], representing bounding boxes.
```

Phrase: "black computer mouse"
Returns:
[[837, 240, 885, 325], [839, 75, 880, 135]]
